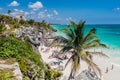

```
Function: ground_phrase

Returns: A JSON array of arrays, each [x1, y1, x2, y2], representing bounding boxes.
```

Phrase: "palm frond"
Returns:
[[84, 40, 104, 49], [71, 21, 77, 31], [61, 25, 75, 40], [81, 52, 101, 77], [100, 43, 108, 48], [83, 28, 98, 43], [56, 46, 73, 57], [51, 36, 69, 44], [77, 20, 85, 34], [65, 54, 74, 68], [60, 46, 73, 53], [68, 25, 76, 39], [76, 20, 86, 42], [60, 28, 70, 34], [88, 51, 109, 58]]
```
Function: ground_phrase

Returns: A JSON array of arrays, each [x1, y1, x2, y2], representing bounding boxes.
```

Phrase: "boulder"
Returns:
[[75, 70, 101, 80], [0, 59, 22, 80]]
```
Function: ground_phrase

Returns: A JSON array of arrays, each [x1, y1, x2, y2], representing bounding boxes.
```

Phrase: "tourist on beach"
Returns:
[[111, 64, 114, 70], [105, 67, 108, 73]]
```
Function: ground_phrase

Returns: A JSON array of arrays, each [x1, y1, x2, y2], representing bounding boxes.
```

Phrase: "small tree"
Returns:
[[28, 19, 35, 26], [7, 10, 11, 15], [20, 16, 23, 20]]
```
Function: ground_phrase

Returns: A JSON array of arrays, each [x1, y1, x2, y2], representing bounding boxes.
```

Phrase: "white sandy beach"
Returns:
[[38, 46, 120, 80], [93, 48, 120, 80]]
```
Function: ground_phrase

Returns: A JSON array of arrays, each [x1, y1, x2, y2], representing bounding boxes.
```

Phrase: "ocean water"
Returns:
[[52, 24, 120, 67], [52, 24, 120, 49]]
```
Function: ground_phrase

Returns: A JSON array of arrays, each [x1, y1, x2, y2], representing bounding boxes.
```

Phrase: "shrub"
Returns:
[[45, 69, 62, 80], [13, 23, 20, 28], [0, 68, 15, 80], [0, 36, 45, 79], [0, 23, 5, 34]]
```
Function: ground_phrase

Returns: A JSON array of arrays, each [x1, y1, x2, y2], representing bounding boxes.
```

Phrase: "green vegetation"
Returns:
[[0, 35, 61, 79], [0, 68, 16, 80], [0, 36, 45, 79], [53, 20, 108, 79], [45, 69, 62, 80], [0, 14, 56, 32], [0, 23, 5, 34], [0, 14, 60, 79]]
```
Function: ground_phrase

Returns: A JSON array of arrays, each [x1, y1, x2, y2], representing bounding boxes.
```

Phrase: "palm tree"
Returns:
[[7, 10, 11, 15], [52, 20, 108, 79]]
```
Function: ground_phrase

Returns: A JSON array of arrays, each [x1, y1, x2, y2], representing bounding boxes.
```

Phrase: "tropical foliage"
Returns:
[[45, 69, 62, 80], [0, 36, 45, 79], [53, 20, 108, 79], [0, 68, 15, 80], [0, 23, 5, 34]]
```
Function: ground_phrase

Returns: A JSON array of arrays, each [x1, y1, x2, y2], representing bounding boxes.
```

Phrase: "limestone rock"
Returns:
[[75, 70, 101, 80], [0, 60, 22, 80]]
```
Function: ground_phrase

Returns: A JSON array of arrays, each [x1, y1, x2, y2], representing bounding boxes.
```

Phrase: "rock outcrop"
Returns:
[[75, 70, 101, 80], [14, 26, 53, 47], [0, 60, 22, 80]]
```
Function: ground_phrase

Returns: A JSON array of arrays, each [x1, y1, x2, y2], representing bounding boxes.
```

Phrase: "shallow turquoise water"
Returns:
[[52, 24, 120, 49]]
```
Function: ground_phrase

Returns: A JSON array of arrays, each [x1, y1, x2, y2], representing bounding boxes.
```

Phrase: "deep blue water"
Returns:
[[52, 24, 120, 49]]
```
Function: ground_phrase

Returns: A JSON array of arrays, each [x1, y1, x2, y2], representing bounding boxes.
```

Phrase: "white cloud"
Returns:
[[24, 12, 29, 15], [38, 12, 45, 18], [66, 17, 73, 21], [47, 14, 53, 18], [11, 9, 29, 19], [9, 1, 19, 6], [14, 9, 24, 13], [28, 1, 43, 11], [53, 10, 58, 15], [38, 10, 51, 19], [30, 11, 35, 14]]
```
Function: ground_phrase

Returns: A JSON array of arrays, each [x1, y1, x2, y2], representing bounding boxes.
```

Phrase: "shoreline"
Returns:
[[88, 48, 120, 80], [38, 45, 120, 80]]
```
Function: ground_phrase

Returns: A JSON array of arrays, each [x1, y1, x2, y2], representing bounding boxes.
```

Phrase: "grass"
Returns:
[[0, 36, 45, 79], [0, 68, 16, 80]]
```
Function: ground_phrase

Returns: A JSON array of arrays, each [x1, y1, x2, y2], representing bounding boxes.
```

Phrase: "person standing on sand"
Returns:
[[105, 67, 108, 73], [111, 64, 114, 70]]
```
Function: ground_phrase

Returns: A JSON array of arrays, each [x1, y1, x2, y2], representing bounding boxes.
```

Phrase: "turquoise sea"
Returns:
[[52, 24, 120, 49], [52, 24, 120, 66]]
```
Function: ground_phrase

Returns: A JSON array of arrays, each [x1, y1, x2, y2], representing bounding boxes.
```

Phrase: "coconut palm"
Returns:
[[52, 20, 108, 79]]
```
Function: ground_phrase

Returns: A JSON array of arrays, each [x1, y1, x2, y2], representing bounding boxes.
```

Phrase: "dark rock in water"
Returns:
[[75, 70, 101, 80]]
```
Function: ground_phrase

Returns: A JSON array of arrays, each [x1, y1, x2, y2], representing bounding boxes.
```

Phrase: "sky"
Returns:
[[0, 0, 120, 24]]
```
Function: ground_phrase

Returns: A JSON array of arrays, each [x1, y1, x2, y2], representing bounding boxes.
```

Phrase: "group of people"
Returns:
[[105, 64, 114, 73]]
